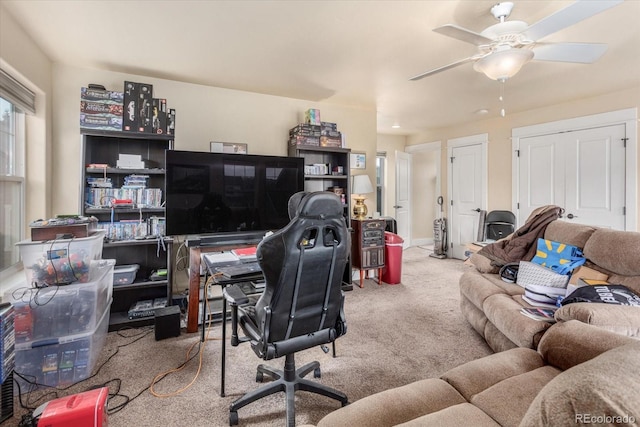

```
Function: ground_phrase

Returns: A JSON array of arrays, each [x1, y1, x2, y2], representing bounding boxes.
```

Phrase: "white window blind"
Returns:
[[0, 69, 35, 115]]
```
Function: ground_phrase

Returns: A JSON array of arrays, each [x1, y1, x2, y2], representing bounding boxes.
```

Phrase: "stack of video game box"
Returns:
[[80, 87, 124, 131], [319, 121, 343, 148], [0, 304, 15, 384], [289, 123, 321, 147], [80, 82, 176, 135]]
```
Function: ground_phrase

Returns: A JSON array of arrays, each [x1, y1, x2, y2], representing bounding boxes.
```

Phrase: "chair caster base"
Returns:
[[230, 410, 239, 426]]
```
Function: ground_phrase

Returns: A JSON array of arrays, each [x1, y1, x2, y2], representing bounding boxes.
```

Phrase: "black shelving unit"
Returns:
[[80, 130, 174, 331], [288, 144, 353, 290]]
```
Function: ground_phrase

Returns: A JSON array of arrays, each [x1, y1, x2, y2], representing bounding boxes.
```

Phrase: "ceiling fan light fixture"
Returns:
[[473, 48, 534, 81]]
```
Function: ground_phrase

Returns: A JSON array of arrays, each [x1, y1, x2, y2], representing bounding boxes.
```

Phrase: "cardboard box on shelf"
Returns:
[[152, 98, 167, 134], [123, 81, 153, 132], [80, 87, 123, 104], [290, 135, 320, 147], [320, 136, 342, 148], [305, 108, 321, 125]]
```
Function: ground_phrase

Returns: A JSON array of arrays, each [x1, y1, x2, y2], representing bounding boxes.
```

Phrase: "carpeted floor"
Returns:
[[9, 246, 492, 427]]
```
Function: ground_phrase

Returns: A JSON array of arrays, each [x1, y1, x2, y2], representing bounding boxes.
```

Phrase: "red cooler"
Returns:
[[382, 232, 404, 284]]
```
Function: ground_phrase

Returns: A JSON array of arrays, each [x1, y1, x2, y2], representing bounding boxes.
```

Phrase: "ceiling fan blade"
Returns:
[[410, 56, 480, 81], [433, 24, 494, 45], [533, 42, 609, 63], [524, 0, 623, 41]]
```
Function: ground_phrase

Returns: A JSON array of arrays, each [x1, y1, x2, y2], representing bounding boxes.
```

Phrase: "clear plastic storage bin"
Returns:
[[5, 259, 115, 344], [113, 264, 139, 285], [14, 304, 110, 389], [17, 230, 105, 286]]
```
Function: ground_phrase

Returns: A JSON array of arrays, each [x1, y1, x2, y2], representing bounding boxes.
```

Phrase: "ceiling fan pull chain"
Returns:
[[499, 78, 506, 117]]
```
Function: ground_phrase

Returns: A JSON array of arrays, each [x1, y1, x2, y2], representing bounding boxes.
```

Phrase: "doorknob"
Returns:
[[566, 213, 578, 219], [473, 208, 481, 212], [393, 205, 402, 209]]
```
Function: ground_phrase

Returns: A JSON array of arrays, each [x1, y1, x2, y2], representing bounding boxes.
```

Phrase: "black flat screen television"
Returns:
[[164, 150, 304, 243]]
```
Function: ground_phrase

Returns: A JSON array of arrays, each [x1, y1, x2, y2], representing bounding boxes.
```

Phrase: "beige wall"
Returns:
[[1, 5, 52, 229], [50, 63, 377, 217], [407, 88, 640, 223]]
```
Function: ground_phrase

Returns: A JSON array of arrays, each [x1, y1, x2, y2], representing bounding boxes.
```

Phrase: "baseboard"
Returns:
[[411, 238, 433, 247]]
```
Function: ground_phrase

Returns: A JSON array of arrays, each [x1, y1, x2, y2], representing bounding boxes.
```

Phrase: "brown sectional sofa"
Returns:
[[309, 321, 640, 426], [305, 220, 640, 426], [460, 220, 640, 352]]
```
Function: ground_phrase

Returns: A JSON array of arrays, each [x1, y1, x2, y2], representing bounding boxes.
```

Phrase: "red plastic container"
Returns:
[[382, 232, 404, 284]]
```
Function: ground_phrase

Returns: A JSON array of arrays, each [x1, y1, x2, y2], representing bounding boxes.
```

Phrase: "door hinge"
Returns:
[[515, 149, 520, 157], [450, 199, 453, 206], [622, 137, 629, 148], [623, 206, 626, 216], [450, 156, 455, 163], [517, 202, 520, 209]]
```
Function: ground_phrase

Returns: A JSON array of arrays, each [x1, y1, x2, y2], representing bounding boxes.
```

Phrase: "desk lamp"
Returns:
[[351, 174, 374, 219]]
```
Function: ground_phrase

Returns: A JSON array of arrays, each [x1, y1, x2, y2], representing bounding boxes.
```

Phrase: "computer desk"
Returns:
[[186, 242, 259, 333], [201, 255, 263, 397]]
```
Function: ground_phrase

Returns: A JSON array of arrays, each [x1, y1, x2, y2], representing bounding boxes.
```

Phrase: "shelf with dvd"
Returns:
[[80, 130, 174, 331]]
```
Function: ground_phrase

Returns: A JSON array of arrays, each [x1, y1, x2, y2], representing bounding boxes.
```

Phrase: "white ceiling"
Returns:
[[3, 0, 640, 135]]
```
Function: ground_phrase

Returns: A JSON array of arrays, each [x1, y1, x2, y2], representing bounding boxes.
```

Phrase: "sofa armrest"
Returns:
[[554, 303, 640, 337], [537, 320, 637, 372]]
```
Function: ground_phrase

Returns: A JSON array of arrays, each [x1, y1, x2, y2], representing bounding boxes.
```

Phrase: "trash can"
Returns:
[[382, 231, 404, 284]]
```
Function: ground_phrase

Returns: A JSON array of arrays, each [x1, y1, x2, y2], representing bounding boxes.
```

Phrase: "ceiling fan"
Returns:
[[410, 0, 623, 82]]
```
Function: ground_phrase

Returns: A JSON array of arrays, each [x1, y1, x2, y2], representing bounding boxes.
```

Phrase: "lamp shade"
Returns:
[[473, 48, 534, 81], [352, 174, 374, 195]]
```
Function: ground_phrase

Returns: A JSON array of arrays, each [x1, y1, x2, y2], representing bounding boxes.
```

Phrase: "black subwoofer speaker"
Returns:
[[154, 305, 181, 341]]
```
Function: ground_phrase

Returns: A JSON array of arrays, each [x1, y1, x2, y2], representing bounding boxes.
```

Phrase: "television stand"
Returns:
[[185, 232, 263, 248]]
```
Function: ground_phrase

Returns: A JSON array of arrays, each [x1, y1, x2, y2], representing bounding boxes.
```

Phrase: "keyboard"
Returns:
[[216, 262, 262, 279]]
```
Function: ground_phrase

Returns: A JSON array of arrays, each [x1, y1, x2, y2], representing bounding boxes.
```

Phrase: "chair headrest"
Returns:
[[288, 191, 309, 220], [294, 192, 343, 219]]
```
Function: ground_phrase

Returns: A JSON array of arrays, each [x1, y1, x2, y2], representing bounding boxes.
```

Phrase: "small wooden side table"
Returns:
[[350, 218, 386, 287]]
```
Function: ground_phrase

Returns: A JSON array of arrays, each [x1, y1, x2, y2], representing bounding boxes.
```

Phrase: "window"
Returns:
[[0, 97, 26, 276], [376, 153, 386, 216]]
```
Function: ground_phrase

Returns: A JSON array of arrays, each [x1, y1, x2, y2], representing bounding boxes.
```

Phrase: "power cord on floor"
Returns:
[[149, 273, 222, 398], [14, 326, 154, 417]]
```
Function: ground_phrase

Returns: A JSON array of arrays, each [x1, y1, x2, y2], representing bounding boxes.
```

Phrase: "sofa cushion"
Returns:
[[315, 378, 466, 427], [483, 293, 551, 349], [583, 228, 640, 276], [442, 347, 543, 401], [397, 403, 500, 427], [471, 365, 561, 427], [520, 341, 640, 427], [543, 220, 597, 249], [460, 295, 489, 337], [460, 270, 524, 310], [483, 322, 519, 353]]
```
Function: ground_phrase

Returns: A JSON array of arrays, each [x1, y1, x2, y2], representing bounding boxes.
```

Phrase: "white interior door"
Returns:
[[518, 124, 626, 229], [395, 151, 411, 248], [448, 135, 487, 260]]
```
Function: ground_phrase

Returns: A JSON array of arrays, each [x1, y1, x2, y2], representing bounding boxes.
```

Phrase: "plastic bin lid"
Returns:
[[114, 264, 140, 273]]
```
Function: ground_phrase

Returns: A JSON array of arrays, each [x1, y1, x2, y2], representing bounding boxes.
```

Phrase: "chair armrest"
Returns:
[[555, 303, 640, 337], [222, 284, 250, 346], [222, 284, 250, 306]]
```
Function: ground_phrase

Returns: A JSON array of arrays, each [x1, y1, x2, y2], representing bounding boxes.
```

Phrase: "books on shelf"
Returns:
[[520, 307, 557, 323]]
